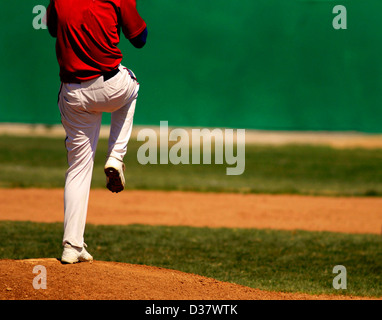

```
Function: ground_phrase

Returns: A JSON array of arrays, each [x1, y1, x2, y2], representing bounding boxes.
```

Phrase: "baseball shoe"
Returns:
[[61, 243, 93, 264], [104, 157, 125, 193]]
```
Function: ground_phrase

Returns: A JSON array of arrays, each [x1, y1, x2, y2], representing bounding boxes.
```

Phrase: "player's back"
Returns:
[[49, 0, 123, 82]]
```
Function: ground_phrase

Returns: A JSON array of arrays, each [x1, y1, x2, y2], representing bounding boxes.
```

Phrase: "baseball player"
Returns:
[[46, 0, 147, 264]]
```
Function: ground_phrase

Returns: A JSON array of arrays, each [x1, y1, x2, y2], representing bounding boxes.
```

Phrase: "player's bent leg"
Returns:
[[103, 66, 139, 192], [104, 98, 136, 193]]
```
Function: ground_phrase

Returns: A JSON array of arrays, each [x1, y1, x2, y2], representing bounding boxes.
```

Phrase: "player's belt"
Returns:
[[103, 68, 120, 82]]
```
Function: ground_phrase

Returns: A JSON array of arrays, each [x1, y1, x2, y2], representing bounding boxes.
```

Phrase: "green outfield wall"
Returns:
[[0, 0, 381, 132]]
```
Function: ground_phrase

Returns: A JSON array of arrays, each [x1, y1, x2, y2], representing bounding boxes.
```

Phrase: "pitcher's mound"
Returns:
[[0, 259, 374, 300]]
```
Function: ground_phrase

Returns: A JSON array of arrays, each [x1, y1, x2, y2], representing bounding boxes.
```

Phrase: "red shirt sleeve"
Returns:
[[120, 0, 147, 39]]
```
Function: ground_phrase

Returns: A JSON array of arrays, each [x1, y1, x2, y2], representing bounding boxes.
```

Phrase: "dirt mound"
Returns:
[[0, 259, 377, 300]]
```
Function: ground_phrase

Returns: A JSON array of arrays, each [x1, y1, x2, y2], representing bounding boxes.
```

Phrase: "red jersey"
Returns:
[[47, 0, 146, 83]]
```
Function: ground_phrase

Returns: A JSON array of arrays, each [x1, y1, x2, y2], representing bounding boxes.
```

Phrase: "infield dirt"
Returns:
[[0, 188, 381, 300]]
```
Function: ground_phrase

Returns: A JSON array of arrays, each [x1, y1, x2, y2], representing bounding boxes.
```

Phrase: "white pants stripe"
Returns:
[[58, 65, 138, 247]]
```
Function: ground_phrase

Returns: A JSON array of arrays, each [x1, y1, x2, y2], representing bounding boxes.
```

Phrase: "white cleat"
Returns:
[[61, 243, 93, 264], [104, 157, 125, 193]]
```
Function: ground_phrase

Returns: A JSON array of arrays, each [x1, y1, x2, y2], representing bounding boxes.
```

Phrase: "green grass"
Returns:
[[1, 135, 382, 196], [0, 221, 380, 298]]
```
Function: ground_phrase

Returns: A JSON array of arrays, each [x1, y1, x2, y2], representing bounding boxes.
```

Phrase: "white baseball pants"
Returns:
[[58, 64, 139, 248]]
